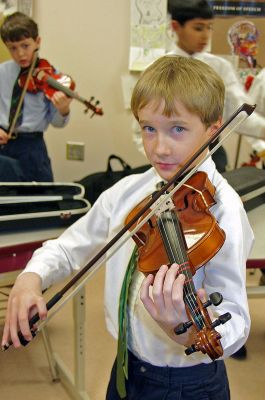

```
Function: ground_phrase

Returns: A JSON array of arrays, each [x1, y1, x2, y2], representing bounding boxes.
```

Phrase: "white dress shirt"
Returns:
[[248, 68, 265, 151], [23, 157, 253, 366]]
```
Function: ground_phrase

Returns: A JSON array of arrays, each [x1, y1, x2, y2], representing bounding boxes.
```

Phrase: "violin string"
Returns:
[[167, 211, 204, 327], [158, 215, 200, 327], [158, 216, 196, 319], [158, 211, 204, 328]]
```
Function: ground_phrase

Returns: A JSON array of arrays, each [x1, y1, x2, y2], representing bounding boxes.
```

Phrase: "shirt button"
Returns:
[[140, 366, 146, 373]]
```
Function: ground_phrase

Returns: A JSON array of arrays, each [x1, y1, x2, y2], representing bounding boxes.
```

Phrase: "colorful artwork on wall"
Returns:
[[129, 0, 168, 71], [227, 20, 259, 67]]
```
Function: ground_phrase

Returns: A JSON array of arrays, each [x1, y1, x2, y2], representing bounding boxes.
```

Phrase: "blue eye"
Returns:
[[173, 126, 185, 134], [142, 126, 155, 133]]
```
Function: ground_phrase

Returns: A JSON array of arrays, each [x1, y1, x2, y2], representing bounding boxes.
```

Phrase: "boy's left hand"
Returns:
[[140, 263, 212, 347], [51, 91, 72, 116]]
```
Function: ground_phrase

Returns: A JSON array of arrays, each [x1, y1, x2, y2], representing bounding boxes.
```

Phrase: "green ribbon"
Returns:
[[116, 246, 138, 398]]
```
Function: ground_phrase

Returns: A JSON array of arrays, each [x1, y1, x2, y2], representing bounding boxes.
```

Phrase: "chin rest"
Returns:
[[222, 166, 265, 211]]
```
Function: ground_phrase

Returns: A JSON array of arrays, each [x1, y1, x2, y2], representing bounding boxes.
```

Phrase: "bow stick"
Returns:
[[2, 103, 255, 350], [8, 50, 39, 140]]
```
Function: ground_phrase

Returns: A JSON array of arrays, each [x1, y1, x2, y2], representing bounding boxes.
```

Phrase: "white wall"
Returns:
[[33, 0, 148, 182], [31, 1, 255, 181]]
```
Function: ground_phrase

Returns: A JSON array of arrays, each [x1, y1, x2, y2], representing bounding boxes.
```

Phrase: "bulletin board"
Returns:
[[0, 0, 33, 62], [0, 14, 10, 62]]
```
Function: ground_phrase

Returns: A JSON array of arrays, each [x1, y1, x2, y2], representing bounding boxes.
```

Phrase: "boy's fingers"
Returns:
[[163, 264, 179, 309], [197, 288, 207, 303], [171, 273, 186, 311], [151, 264, 168, 310], [140, 274, 157, 316], [2, 316, 11, 347]]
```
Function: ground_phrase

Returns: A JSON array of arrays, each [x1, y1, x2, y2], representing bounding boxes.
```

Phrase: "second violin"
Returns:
[[19, 58, 103, 117]]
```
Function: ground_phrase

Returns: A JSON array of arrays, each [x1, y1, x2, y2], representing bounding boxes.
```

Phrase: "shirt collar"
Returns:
[[169, 44, 201, 59]]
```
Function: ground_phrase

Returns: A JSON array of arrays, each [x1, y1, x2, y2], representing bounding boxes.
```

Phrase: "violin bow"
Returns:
[[8, 50, 39, 140], [2, 103, 255, 350]]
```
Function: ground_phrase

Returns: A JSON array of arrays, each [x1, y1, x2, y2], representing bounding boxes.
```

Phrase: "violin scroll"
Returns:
[[84, 96, 103, 117], [175, 293, 231, 360]]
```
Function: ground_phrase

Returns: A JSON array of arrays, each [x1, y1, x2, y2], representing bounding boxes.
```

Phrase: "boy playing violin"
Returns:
[[0, 12, 72, 181], [2, 56, 253, 399]]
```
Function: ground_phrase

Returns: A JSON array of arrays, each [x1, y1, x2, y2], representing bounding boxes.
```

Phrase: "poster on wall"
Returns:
[[0, 0, 32, 16], [129, 0, 168, 71], [0, 0, 32, 62], [208, 0, 265, 16]]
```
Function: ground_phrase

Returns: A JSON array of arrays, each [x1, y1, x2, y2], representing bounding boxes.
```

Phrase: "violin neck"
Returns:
[[46, 76, 85, 104], [158, 211, 205, 330], [158, 211, 194, 283]]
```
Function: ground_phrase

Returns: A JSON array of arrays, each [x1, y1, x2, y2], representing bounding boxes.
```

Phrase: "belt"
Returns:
[[14, 131, 43, 139], [0, 126, 43, 139]]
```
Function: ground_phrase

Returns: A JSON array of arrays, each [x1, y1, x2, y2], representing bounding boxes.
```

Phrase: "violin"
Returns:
[[126, 171, 231, 360], [125, 171, 225, 275], [18, 58, 103, 117], [242, 149, 265, 167]]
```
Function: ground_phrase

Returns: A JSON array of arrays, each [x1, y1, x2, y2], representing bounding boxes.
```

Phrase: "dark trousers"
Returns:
[[0, 155, 25, 181], [0, 133, 53, 182], [106, 351, 230, 400]]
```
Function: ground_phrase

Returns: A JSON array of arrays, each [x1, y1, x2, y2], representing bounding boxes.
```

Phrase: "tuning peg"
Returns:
[[211, 312, 231, 329], [174, 320, 193, 335], [185, 344, 197, 356], [203, 292, 223, 308]]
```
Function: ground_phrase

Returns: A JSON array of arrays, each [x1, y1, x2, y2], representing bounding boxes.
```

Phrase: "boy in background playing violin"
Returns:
[[0, 12, 72, 181], [2, 56, 253, 399]]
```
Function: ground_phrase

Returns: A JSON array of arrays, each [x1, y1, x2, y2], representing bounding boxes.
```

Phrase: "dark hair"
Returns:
[[0, 12, 38, 43], [168, 0, 214, 25]]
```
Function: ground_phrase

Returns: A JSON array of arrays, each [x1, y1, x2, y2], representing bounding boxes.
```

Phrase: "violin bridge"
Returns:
[[150, 193, 175, 216]]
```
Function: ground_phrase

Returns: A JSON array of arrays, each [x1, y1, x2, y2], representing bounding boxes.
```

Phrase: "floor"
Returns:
[[0, 203, 264, 400]]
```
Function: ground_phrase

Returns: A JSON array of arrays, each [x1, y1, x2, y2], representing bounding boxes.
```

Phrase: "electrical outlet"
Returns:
[[66, 142, 85, 161]]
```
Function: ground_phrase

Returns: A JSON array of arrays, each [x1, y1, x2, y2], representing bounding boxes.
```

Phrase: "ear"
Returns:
[[36, 36, 41, 49], [171, 20, 181, 34], [207, 118, 222, 137]]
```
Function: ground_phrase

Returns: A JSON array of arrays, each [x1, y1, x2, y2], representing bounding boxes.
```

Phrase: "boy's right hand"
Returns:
[[1, 272, 47, 349], [0, 129, 9, 145]]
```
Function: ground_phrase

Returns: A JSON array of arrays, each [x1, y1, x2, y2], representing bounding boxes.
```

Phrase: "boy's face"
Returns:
[[172, 18, 213, 54], [5, 36, 40, 68], [138, 99, 221, 181]]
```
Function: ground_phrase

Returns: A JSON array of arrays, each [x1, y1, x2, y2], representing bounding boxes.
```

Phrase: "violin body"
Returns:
[[18, 58, 103, 116], [126, 171, 225, 275], [18, 58, 76, 99]]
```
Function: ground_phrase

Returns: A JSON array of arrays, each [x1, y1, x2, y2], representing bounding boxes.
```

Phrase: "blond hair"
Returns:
[[131, 55, 225, 126]]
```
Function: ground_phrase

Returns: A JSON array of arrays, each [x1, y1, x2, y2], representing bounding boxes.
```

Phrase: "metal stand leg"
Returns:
[[51, 286, 91, 400], [41, 327, 60, 382]]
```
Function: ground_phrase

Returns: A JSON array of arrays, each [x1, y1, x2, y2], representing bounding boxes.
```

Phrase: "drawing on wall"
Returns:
[[129, 0, 168, 71], [227, 20, 259, 67], [0, 0, 32, 16]]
